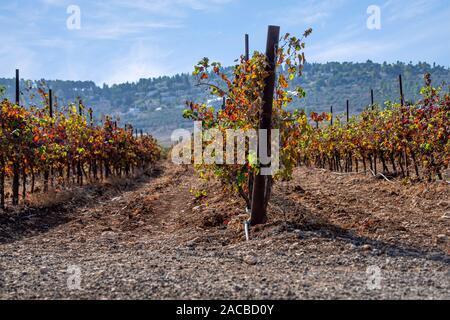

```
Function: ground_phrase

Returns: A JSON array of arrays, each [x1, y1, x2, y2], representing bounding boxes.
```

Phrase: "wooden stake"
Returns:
[[245, 34, 249, 61], [12, 69, 20, 205], [346, 100, 350, 123], [330, 105, 333, 126], [77, 99, 83, 186], [15, 69, 20, 104], [371, 89, 374, 110], [250, 25, 280, 226], [399, 74, 404, 106], [44, 89, 52, 192], [49, 89, 53, 118], [88, 108, 93, 126], [244, 33, 254, 208], [78, 98, 83, 116]]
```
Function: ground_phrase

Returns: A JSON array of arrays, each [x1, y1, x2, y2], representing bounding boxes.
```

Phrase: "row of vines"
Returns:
[[299, 74, 449, 181], [0, 91, 161, 209], [184, 26, 449, 224]]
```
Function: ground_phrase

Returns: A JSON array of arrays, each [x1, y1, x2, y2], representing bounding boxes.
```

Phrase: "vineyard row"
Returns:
[[0, 70, 161, 209]]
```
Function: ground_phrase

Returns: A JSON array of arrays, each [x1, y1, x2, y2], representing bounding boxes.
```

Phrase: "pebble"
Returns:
[[243, 255, 258, 265], [40, 267, 50, 275], [101, 231, 117, 239], [186, 237, 199, 248]]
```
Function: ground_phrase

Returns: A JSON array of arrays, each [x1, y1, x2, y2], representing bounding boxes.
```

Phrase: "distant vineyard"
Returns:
[[299, 75, 449, 181], [0, 76, 161, 209]]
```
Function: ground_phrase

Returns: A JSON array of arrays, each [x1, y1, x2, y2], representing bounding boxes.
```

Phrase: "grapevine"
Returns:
[[184, 29, 313, 211], [0, 95, 161, 209], [297, 74, 449, 181]]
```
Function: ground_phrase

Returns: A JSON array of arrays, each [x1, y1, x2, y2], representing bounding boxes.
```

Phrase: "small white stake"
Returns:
[[244, 220, 250, 241]]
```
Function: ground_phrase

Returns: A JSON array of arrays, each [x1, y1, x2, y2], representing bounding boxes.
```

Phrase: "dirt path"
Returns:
[[0, 161, 449, 299]]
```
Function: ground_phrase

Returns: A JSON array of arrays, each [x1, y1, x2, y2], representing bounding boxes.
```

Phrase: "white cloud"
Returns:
[[275, 0, 348, 26], [1, 0, 215, 83], [309, 40, 399, 62], [64, 0, 232, 39], [307, 6, 448, 65], [105, 0, 234, 17], [1, 0, 447, 84], [0, 45, 40, 80], [80, 21, 184, 40], [384, 0, 441, 22], [100, 41, 175, 85], [40, 0, 67, 6]]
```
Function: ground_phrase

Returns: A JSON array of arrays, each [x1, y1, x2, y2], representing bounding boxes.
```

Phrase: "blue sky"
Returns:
[[1, 0, 449, 85]]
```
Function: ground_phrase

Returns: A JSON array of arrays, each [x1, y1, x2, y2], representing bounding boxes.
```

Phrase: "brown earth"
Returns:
[[0, 160, 449, 299]]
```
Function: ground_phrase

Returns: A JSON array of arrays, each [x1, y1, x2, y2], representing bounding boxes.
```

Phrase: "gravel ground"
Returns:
[[1, 231, 449, 299], [0, 162, 449, 299]]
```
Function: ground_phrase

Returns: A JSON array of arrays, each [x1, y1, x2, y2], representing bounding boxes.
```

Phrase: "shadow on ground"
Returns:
[[0, 166, 163, 245], [270, 193, 450, 265]]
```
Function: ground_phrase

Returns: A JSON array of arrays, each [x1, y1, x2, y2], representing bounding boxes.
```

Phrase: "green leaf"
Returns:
[[183, 109, 193, 118]]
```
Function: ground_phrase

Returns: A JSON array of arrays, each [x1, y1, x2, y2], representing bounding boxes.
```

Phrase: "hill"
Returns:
[[1, 61, 448, 143]]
